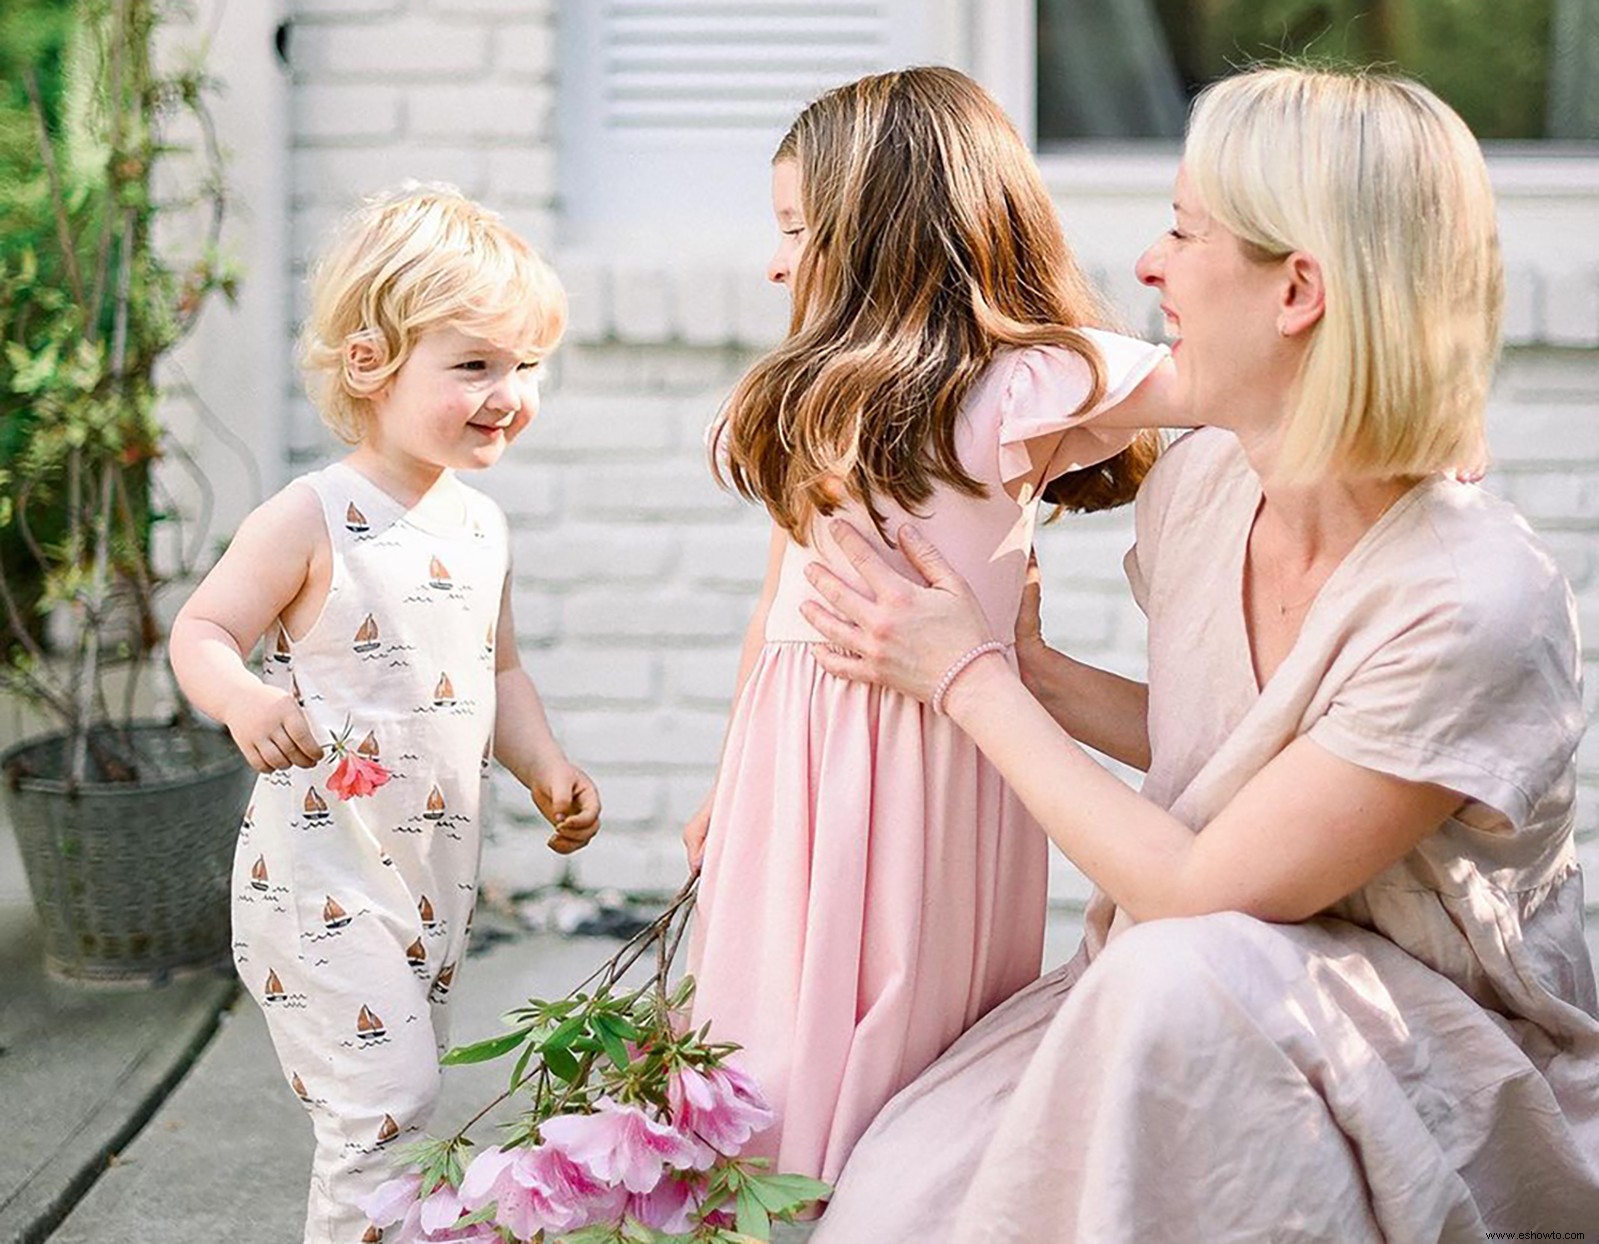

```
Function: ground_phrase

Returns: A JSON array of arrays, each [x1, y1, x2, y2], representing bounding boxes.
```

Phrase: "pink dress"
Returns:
[[687, 329, 1168, 1183]]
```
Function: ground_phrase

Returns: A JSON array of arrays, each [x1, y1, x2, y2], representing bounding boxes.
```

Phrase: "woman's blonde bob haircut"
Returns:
[[299, 183, 566, 443], [1185, 66, 1502, 481]]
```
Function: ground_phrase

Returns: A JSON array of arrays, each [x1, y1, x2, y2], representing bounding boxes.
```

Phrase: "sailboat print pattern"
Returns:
[[228, 460, 506, 1231]]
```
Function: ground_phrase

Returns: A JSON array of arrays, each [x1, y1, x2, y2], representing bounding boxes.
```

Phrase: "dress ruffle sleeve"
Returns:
[[995, 328, 1168, 497]]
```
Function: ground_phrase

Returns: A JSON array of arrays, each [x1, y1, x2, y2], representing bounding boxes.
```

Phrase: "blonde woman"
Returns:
[[683, 67, 1180, 1183], [801, 68, 1599, 1238]]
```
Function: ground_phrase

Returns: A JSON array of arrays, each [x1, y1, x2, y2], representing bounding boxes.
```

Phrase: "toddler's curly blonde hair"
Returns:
[[299, 183, 566, 443]]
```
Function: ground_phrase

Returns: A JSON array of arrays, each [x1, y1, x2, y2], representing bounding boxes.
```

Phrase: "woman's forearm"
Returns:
[[945, 655, 1194, 916], [1020, 643, 1150, 771]]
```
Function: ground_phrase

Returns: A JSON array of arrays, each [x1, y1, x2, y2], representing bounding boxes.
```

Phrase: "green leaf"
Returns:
[[742, 1171, 832, 1218], [593, 1015, 632, 1071], [734, 1186, 771, 1237], [440, 1026, 533, 1066], [509, 1038, 538, 1091], [544, 1045, 581, 1083], [541, 1012, 587, 1054]]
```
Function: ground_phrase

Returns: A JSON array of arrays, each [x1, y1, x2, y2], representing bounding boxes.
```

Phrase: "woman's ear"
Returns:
[[1278, 252, 1325, 337]]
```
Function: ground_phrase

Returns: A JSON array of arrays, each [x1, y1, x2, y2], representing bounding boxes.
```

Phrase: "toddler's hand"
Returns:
[[531, 763, 601, 855], [1015, 550, 1050, 691], [226, 684, 323, 773], [682, 793, 713, 872]]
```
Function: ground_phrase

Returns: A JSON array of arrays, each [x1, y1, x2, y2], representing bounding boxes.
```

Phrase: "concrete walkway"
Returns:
[[6, 788, 1594, 1242]]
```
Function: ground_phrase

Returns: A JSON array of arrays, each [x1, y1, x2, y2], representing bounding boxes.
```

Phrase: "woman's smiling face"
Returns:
[[1134, 165, 1294, 435]]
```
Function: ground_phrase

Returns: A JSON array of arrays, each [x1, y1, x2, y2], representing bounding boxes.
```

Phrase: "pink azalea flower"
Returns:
[[669, 1060, 776, 1163], [327, 751, 392, 800], [626, 1173, 706, 1234], [417, 1184, 466, 1234], [362, 1173, 422, 1228], [459, 1142, 625, 1237], [540, 1097, 700, 1194]]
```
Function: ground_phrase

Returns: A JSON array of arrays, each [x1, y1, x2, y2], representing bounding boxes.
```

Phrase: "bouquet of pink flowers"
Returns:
[[362, 879, 829, 1242]]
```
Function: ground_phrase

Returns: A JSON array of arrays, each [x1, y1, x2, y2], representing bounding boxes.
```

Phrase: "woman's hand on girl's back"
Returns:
[[802, 520, 997, 705]]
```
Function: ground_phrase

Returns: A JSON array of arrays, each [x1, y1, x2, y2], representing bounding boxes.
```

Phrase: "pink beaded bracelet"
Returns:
[[930, 640, 1007, 715]]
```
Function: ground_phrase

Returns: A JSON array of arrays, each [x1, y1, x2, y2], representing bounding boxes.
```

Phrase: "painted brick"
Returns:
[[1038, 593, 1118, 653], [566, 829, 688, 896], [1037, 519, 1134, 588], [665, 773, 719, 825], [1048, 854, 1095, 909], [503, 205, 559, 252], [560, 709, 728, 767], [508, 587, 561, 646], [1580, 593, 1599, 659], [662, 648, 743, 710], [1539, 530, 1597, 590], [555, 258, 611, 343], [1543, 269, 1599, 348], [489, 20, 557, 76], [291, 145, 488, 204], [512, 524, 680, 586], [612, 266, 676, 343], [474, 461, 560, 522], [1578, 722, 1599, 776], [1488, 403, 1599, 464], [526, 394, 680, 457], [292, 84, 403, 142], [488, 146, 558, 204], [294, 0, 403, 15], [406, 84, 555, 142], [479, 829, 573, 892], [730, 272, 791, 347], [1502, 265, 1540, 345], [431, 0, 556, 15], [675, 266, 738, 346], [1500, 469, 1599, 524], [521, 646, 659, 707], [678, 522, 773, 590], [571, 462, 743, 522], [563, 588, 747, 643], [291, 17, 491, 78]]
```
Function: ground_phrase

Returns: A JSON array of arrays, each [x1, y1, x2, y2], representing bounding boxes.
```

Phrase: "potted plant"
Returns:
[[0, 0, 252, 982]]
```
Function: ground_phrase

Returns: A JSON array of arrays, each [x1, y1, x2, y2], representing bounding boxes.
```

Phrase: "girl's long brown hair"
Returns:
[[712, 66, 1160, 541]]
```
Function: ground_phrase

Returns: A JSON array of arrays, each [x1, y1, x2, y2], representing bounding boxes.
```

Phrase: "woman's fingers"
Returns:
[[799, 597, 863, 650], [804, 560, 875, 630], [826, 519, 902, 597], [809, 636, 874, 685], [895, 523, 959, 592]]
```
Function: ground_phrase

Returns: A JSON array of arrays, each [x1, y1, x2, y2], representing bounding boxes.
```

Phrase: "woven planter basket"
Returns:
[[1, 720, 253, 982]]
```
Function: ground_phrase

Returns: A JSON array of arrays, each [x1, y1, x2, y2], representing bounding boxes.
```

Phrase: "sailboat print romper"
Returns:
[[231, 462, 505, 1244]]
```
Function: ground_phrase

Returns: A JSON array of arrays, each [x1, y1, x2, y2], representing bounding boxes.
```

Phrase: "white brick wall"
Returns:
[[270, 2, 1599, 915]]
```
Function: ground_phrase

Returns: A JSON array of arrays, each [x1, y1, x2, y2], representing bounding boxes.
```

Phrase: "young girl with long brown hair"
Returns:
[[684, 66, 1175, 1184]]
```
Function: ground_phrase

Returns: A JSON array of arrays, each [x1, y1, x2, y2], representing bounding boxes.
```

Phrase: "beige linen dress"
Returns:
[[812, 428, 1599, 1242]]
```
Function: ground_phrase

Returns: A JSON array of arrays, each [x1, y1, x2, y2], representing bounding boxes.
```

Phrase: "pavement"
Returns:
[[0, 800, 1084, 1244], [7, 788, 1596, 1244]]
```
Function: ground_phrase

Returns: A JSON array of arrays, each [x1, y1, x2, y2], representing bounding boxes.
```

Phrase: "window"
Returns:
[[1034, 0, 1599, 147]]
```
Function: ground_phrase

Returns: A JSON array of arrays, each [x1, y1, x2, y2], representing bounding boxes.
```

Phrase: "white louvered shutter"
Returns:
[[558, 0, 942, 250]]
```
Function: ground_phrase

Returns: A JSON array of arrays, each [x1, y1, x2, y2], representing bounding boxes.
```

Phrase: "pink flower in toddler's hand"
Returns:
[[327, 751, 391, 800], [459, 1142, 625, 1238], [669, 1059, 776, 1163], [539, 1097, 701, 1194], [362, 1173, 422, 1231]]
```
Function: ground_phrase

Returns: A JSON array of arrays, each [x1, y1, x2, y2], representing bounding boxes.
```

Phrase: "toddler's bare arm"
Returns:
[[169, 483, 327, 771]]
